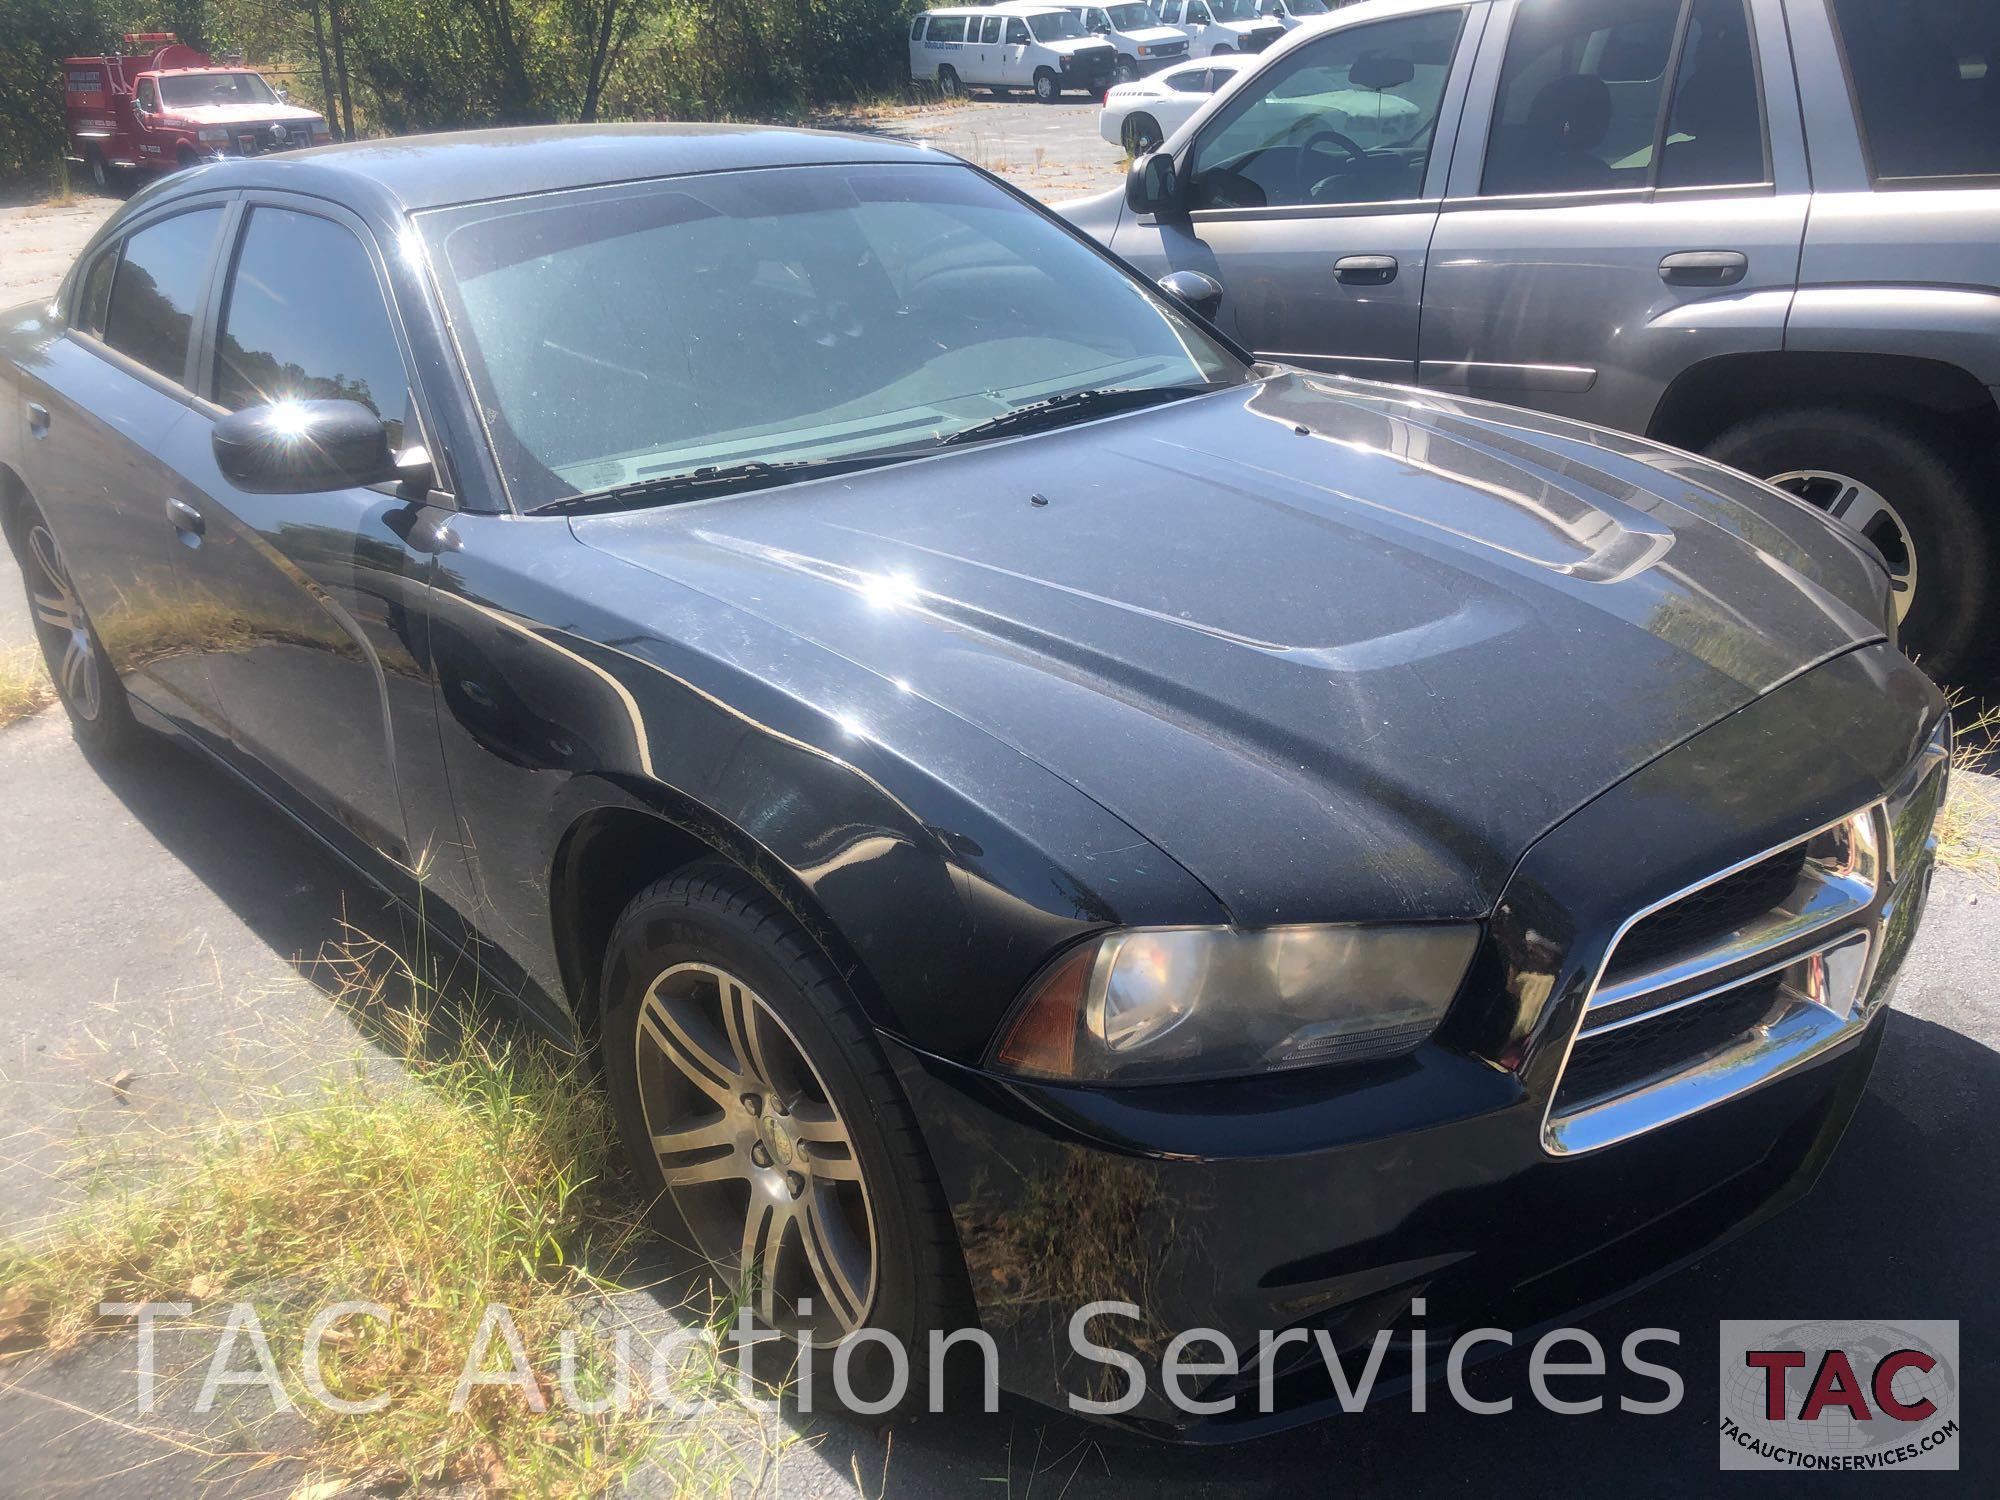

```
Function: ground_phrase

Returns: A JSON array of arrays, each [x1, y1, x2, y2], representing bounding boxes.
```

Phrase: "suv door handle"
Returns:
[[1660, 250, 1748, 286], [26, 402, 49, 438], [165, 496, 205, 543], [1335, 255, 1399, 286]]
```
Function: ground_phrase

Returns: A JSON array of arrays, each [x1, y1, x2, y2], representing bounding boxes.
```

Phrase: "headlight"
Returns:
[[197, 127, 231, 143], [991, 923, 1480, 1084]]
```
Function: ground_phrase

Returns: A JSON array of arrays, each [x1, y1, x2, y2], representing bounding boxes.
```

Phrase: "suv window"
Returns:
[[1484, 0, 1765, 196], [981, 16, 1002, 42], [214, 207, 409, 447], [1187, 9, 1468, 209], [930, 16, 966, 43], [911, 17, 926, 39], [100, 207, 222, 384], [1829, 0, 2000, 181], [1008, 18, 1031, 43]]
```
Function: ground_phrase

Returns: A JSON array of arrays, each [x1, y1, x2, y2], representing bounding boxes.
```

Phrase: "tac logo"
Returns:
[[1718, 1320, 1959, 1471]]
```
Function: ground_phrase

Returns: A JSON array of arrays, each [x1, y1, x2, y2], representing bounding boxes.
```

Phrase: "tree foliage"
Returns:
[[1, 0, 922, 182]]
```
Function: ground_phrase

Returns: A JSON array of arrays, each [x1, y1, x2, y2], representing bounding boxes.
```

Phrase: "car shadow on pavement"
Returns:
[[65, 731, 2000, 1497]]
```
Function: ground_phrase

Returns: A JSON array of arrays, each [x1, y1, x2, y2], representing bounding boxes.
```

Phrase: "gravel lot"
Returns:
[[0, 124, 1994, 1498]]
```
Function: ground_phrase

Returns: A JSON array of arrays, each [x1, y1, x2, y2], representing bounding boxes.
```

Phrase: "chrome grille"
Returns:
[[1543, 717, 1949, 1156]]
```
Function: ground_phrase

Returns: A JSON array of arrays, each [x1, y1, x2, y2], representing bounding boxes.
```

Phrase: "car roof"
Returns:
[[139, 122, 950, 216]]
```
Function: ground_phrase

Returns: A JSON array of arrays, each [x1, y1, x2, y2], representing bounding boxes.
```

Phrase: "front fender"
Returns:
[[425, 525, 1224, 1065]]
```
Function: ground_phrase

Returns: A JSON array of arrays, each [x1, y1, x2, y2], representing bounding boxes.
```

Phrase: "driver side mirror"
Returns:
[[212, 399, 397, 494], [1157, 269, 1224, 322], [1125, 150, 1186, 217]]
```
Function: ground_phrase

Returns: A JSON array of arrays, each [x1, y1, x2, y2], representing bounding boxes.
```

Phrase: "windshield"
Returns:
[[1207, 0, 1263, 18], [158, 72, 278, 108], [1028, 11, 1088, 39], [419, 163, 1246, 509], [1283, 0, 1330, 13], [1104, 4, 1162, 26]]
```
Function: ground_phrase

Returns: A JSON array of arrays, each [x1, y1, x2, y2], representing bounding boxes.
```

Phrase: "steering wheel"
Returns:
[[1301, 128, 1371, 203], [1302, 128, 1369, 168]]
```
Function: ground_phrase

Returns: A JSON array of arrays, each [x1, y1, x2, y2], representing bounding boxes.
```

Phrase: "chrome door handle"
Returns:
[[1334, 255, 1399, 286], [165, 496, 205, 542], [26, 402, 49, 438], [1660, 250, 1748, 286]]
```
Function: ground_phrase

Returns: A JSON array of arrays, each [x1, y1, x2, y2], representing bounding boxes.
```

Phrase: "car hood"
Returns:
[[167, 101, 323, 126], [573, 372, 1889, 925], [1126, 25, 1188, 44]]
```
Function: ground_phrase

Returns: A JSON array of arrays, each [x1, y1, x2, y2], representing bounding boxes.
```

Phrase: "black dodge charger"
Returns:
[[0, 124, 1949, 1433]]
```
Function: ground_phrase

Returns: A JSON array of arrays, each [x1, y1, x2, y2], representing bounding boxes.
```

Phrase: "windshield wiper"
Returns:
[[529, 454, 910, 517], [937, 384, 1227, 448]]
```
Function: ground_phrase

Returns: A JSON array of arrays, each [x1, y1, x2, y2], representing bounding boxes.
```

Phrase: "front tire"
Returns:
[[1703, 407, 1993, 677], [1034, 68, 1059, 102], [599, 862, 970, 1411], [936, 65, 963, 99], [1114, 56, 1140, 84], [9, 506, 136, 751]]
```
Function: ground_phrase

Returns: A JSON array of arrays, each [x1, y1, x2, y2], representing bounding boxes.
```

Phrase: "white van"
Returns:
[[1253, 0, 1348, 28], [1053, 4, 1191, 83], [1155, 0, 1286, 57], [908, 7, 1118, 101]]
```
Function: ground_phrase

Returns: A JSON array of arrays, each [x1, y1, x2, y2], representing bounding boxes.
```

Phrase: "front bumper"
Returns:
[[888, 644, 1944, 1435]]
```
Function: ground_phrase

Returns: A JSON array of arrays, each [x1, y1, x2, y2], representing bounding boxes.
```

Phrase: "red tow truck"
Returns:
[[62, 34, 332, 192]]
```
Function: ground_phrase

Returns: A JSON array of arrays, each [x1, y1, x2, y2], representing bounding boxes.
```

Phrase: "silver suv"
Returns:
[[1065, 0, 2000, 675]]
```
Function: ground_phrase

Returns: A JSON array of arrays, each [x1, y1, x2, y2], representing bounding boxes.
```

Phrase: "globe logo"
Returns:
[[1720, 1319, 1958, 1468]]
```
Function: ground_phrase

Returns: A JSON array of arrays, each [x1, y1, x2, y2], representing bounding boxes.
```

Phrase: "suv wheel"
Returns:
[[10, 506, 136, 751], [937, 65, 963, 99], [1034, 68, 1059, 102], [1115, 57, 1139, 84], [1704, 408, 1992, 678], [598, 862, 971, 1409]]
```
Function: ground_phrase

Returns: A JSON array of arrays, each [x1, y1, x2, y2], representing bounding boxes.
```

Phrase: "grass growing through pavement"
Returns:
[[0, 922, 771, 1497], [0, 643, 54, 729], [1937, 697, 2000, 886]]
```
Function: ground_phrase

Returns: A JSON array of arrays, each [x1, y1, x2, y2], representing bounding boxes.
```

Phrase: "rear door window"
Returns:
[[1829, 0, 2000, 182], [1483, 0, 1766, 196], [100, 206, 223, 384]]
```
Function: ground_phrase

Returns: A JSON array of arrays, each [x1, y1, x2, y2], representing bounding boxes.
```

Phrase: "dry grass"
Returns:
[[1937, 696, 2000, 886], [0, 924, 777, 1497], [0, 643, 54, 728]]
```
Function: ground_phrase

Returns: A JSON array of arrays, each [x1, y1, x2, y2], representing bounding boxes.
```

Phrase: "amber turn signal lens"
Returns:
[[993, 942, 1097, 1078]]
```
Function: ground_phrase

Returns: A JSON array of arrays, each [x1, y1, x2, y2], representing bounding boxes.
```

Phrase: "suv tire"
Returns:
[[1704, 407, 1993, 678]]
